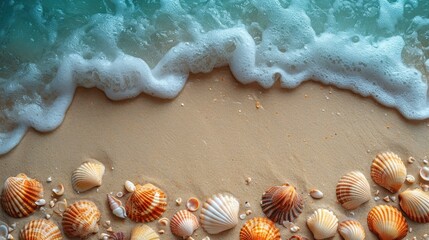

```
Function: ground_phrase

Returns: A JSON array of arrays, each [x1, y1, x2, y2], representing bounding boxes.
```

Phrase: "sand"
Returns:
[[0, 67, 428, 239]]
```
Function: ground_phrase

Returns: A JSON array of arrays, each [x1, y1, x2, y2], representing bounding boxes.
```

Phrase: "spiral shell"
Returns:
[[170, 210, 199, 238], [19, 219, 62, 240], [239, 217, 281, 240], [261, 183, 304, 224], [107, 194, 126, 219], [1, 173, 44, 218], [399, 188, 429, 223], [338, 220, 365, 240], [62, 200, 101, 238], [200, 193, 239, 234], [306, 209, 338, 240], [371, 152, 406, 193], [367, 205, 408, 240], [130, 224, 160, 240], [336, 171, 371, 210], [126, 183, 167, 222], [71, 159, 105, 193]]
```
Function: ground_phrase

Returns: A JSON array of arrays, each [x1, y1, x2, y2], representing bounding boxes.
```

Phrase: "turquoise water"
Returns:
[[0, 0, 428, 154]]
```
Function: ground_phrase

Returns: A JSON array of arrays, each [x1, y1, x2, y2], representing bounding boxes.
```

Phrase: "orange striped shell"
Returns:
[[336, 171, 371, 210], [338, 220, 365, 240], [62, 200, 101, 238], [367, 205, 408, 240], [239, 217, 281, 240], [399, 188, 429, 223], [20, 219, 62, 240], [371, 152, 406, 193], [1, 173, 44, 218], [170, 210, 199, 238], [126, 183, 167, 222]]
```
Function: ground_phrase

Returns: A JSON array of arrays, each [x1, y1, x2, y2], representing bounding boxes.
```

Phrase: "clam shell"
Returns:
[[306, 208, 338, 239], [338, 220, 365, 240], [261, 183, 304, 224], [62, 200, 101, 238], [336, 171, 371, 210], [1, 173, 44, 218], [200, 193, 239, 234], [125, 183, 167, 223], [170, 210, 199, 238], [399, 188, 429, 223], [367, 205, 408, 240], [239, 217, 281, 240], [71, 159, 105, 193], [130, 224, 160, 240], [107, 194, 127, 219], [371, 152, 406, 193], [20, 219, 62, 240]]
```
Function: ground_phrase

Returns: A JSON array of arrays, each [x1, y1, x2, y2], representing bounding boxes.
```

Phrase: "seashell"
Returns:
[[126, 183, 167, 222], [107, 194, 127, 219], [52, 184, 64, 196], [306, 208, 338, 239], [309, 189, 323, 199], [420, 166, 429, 181], [0, 224, 8, 239], [261, 183, 304, 224], [110, 232, 126, 240], [338, 220, 365, 240], [371, 152, 406, 193], [239, 217, 281, 240], [1, 173, 44, 218], [125, 180, 136, 192], [130, 224, 160, 240], [71, 159, 105, 193], [336, 171, 371, 210], [367, 205, 408, 240], [62, 200, 101, 238], [200, 193, 239, 234], [289, 235, 309, 240], [186, 197, 200, 212], [399, 188, 429, 223], [170, 210, 199, 238], [19, 219, 62, 240]]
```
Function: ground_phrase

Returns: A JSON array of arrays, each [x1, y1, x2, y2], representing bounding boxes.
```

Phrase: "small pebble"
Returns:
[[158, 230, 165, 234], [176, 197, 182, 206], [390, 196, 396, 202], [244, 201, 251, 208], [239, 213, 246, 220], [35, 199, 46, 206], [45, 214, 51, 220], [383, 196, 390, 202], [374, 190, 380, 196], [49, 200, 55, 208], [245, 177, 252, 185], [245, 210, 252, 215], [290, 226, 300, 233], [374, 196, 380, 201], [408, 157, 415, 164], [309, 189, 323, 199], [202, 237, 210, 240], [424, 159, 428, 165], [46, 177, 52, 183], [106, 227, 113, 232], [350, 212, 355, 216], [7, 234, 13, 240], [406, 175, 416, 184], [124, 180, 136, 193], [409, 227, 413, 233]]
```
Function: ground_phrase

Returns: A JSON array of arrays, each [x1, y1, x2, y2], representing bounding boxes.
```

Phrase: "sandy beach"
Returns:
[[1, 67, 428, 239]]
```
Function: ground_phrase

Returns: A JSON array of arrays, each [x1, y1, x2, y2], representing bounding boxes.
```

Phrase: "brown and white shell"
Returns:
[[20, 219, 63, 240], [336, 171, 371, 210], [62, 200, 101, 238], [1, 173, 44, 218], [130, 224, 160, 240], [71, 159, 105, 193], [261, 183, 304, 224], [371, 152, 406, 193], [200, 192, 239, 234], [125, 183, 167, 222], [170, 210, 199, 238], [306, 208, 338, 240], [239, 217, 281, 240], [289, 235, 309, 240], [367, 205, 408, 240], [399, 188, 429, 223], [338, 220, 365, 240], [107, 194, 127, 219]]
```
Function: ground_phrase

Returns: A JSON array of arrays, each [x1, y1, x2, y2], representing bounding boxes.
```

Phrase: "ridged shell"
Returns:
[[200, 193, 239, 234], [367, 205, 408, 240], [1, 173, 44, 218], [261, 183, 304, 224], [126, 183, 167, 222], [338, 220, 365, 240], [20, 219, 63, 240], [399, 188, 429, 223], [107, 194, 127, 219], [130, 224, 160, 240], [336, 171, 371, 210], [71, 159, 105, 193], [289, 235, 309, 240], [170, 210, 199, 238], [239, 217, 281, 240], [62, 200, 101, 238], [371, 152, 406, 193], [306, 209, 338, 240]]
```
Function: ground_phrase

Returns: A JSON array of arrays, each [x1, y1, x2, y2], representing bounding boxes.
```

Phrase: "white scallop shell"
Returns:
[[130, 224, 160, 240], [306, 209, 338, 240], [338, 220, 365, 240], [170, 210, 199, 238], [371, 152, 406, 193], [200, 193, 240, 234], [107, 194, 127, 219], [71, 159, 105, 193], [336, 171, 371, 210], [399, 188, 429, 223]]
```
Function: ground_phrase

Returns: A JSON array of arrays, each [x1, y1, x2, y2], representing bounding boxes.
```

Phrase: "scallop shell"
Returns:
[[367, 205, 408, 240], [336, 171, 371, 210], [399, 188, 429, 223], [62, 200, 101, 238], [306, 208, 338, 240], [338, 220, 365, 240], [200, 193, 239, 234], [371, 152, 406, 193], [107, 194, 127, 219], [1, 173, 44, 218], [126, 183, 167, 222], [130, 224, 160, 240], [239, 217, 281, 240], [261, 183, 304, 224], [71, 159, 105, 193], [170, 210, 199, 238], [19, 219, 63, 240]]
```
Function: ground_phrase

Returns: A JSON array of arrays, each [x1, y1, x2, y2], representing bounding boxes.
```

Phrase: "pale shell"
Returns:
[[71, 159, 105, 193], [338, 220, 365, 240], [336, 171, 371, 210], [107, 194, 127, 219], [239, 217, 281, 240], [200, 193, 239, 234], [186, 197, 200, 212], [306, 208, 338, 240], [371, 152, 406, 193], [20, 219, 63, 240], [399, 188, 429, 223], [126, 183, 167, 222], [420, 166, 429, 181], [0, 224, 8, 239], [130, 224, 160, 240], [125, 180, 136, 193], [170, 210, 199, 238], [367, 205, 408, 240], [52, 184, 64, 196], [62, 200, 101, 238]]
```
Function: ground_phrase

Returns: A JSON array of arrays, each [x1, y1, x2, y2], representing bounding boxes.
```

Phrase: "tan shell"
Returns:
[[399, 188, 429, 223], [20, 219, 63, 240], [62, 200, 101, 238], [338, 220, 365, 240], [367, 205, 408, 240], [1, 173, 44, 218], [125, 183, 167, 222], [336, 171, 371, 210], [371, 152, 406, 193], [170, 210, 199, 238], [239, 217, 281, 240], [200, 193, 239, 234], [261, 183, 304, 224], [306, 209, 338, 240], [71, 159, 105, 193], [130, 224, 160, 240]]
